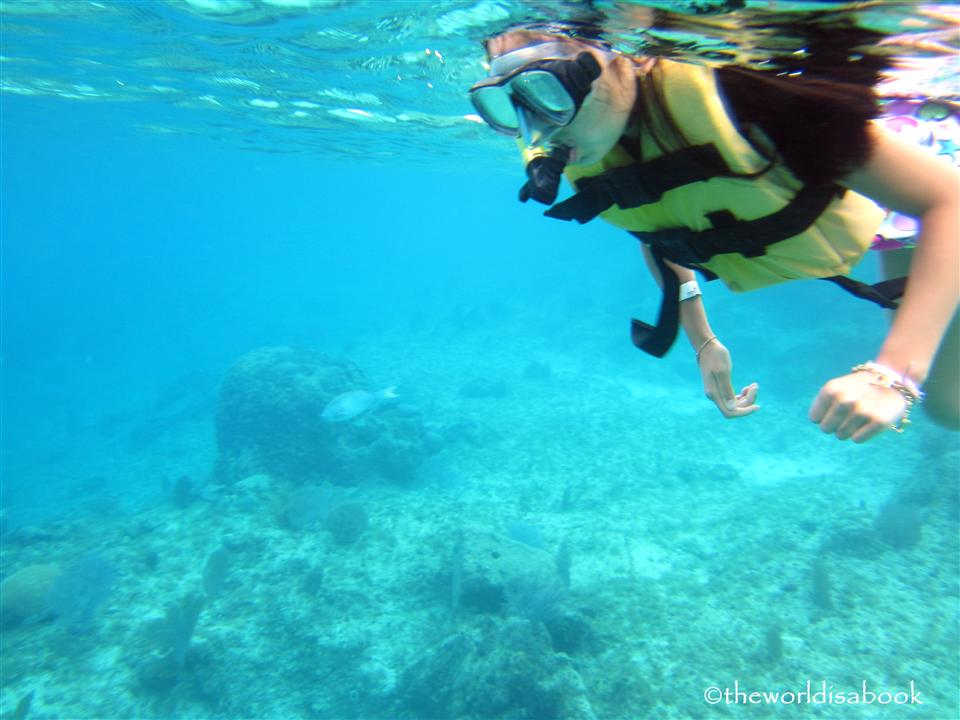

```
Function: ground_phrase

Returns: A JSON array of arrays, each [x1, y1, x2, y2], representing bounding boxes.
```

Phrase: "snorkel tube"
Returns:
[[512, 50, 604, 205], [519, 143, 571, 205]]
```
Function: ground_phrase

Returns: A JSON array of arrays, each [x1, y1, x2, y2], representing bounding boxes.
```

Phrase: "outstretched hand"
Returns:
[[698, 339, 760, 418], [809, 371, 909, 442]]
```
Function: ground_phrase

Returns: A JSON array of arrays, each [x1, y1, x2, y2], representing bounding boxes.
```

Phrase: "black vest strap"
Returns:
[[544, 144, 730, 224], [634, 183, 843, 266], [631, 247, 681, 358], [626, 183, 844, 357], [632, 270, 905, 360], [542, 138, 891, 357], [822, 275, 905, 310]]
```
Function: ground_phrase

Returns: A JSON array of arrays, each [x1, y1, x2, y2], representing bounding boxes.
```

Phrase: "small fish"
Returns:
[[321, 386, 399, 423]]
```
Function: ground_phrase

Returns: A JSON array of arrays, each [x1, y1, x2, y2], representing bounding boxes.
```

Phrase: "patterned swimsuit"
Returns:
[[871, 97, 960, 251]]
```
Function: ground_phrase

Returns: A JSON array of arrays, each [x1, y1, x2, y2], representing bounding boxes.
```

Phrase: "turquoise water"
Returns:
[[1, 1, 958, 719]]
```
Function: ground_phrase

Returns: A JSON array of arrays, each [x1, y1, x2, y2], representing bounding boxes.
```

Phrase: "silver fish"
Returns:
[[321, 386, 398, 422]]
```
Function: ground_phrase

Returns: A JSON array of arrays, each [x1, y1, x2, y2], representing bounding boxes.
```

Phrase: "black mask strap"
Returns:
[[541, 52, 601, 110]]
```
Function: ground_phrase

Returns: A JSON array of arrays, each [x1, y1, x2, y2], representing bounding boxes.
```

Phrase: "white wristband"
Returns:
[[679, 280, 701, 302]]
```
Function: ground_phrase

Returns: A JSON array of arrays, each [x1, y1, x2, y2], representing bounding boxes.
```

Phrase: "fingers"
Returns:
[[835, 412, 870, 441], [738, 383, 759, 407], [727, 384, 761, 417], [850, 419, 888, 443], [816, 394, 852, 436], [810, 379, 855, 434], [706, 372, 760, 418], [697, 342, 759, 419], [808, 388, 832, 424], [810, 377, 907, 442]]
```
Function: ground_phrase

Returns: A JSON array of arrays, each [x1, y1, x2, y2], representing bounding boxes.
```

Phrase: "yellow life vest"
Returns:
[[541, 59, 886, 293]]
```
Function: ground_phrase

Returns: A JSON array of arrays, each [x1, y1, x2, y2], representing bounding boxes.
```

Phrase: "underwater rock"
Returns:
[[450, 527, 558, 615], [135, 651, 182, 693], [400, 632, 474, 717], [874, 500, 924, 549], [545, 612, 597, 656], [280, 484, 346, 530], [324, 502, 369, 546], [821, 526, 885, 560], [0, 563, 62, 629], [504, 573, 567, 625], [445, 526, 594, 652], [506, 520, 546, 549], [398, 619, 596, 720], [213, 347, 435, 485]]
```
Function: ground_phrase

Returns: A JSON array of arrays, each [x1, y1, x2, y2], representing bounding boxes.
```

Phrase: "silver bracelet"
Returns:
[[851, 361, 924, 433], [696, 335, 718, 363]]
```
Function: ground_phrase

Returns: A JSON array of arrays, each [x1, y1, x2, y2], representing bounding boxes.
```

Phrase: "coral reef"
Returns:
[[3, 327, 958, 720], [399, 619, 596, 719], [449, 527, 558, 615], [213, 347, 435, 486]]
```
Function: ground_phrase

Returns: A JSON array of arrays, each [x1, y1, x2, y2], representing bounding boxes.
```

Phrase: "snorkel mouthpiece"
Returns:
[[519, 144, 570, 205]]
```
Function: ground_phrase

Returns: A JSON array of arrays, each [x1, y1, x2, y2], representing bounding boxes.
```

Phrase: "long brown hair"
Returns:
[[630, 61, 879, 186], [714, 65, 879, 185]]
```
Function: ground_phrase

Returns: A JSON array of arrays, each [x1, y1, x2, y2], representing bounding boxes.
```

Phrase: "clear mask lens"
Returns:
[[511, 71, 575, 122], [471, 72, 576, 137], [471, 45, 602, 139], [471, 86, 519, 134]]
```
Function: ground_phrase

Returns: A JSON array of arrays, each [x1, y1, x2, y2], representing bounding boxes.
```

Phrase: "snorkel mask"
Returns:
[[470, 40, 608, 204], [469, 41, 604, 147]]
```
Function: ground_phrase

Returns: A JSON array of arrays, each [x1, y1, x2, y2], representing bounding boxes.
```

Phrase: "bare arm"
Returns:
[[640, 244, 759, 416], [639, 245, 714, 351], [842, 124, 960, 383], [811, 124, 959, 441]]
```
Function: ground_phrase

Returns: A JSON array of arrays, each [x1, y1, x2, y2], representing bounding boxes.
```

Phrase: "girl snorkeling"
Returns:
[[469, 25, 959, 442]]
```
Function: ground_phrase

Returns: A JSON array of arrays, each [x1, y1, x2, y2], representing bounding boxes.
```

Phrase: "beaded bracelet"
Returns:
[[851, 362, 925, 433]]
